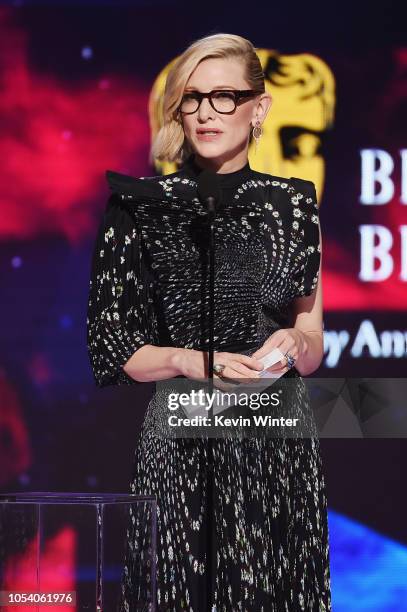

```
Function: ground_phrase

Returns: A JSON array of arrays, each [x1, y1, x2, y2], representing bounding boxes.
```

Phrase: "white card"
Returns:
[[258, 347, 286, 378]]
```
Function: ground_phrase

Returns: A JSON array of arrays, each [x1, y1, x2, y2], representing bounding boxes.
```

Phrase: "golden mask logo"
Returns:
[[148, 50, 336, 205]]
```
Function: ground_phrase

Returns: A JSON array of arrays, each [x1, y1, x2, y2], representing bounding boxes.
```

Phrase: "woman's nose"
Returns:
[[197, 96, 215, 120]]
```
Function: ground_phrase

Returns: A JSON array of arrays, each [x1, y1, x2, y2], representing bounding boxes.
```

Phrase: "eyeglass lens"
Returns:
[[180, 91, 237, 114]]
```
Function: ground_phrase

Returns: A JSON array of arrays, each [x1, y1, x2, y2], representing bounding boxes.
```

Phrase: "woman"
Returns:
[[87, 33, 331, 611]]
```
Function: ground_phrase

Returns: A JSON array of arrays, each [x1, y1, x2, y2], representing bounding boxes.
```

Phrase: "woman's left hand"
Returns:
[[251, 328, 308, 375]]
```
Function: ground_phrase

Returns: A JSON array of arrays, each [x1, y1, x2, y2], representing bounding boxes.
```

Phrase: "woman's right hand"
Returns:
[[173, 348, 264, 389]]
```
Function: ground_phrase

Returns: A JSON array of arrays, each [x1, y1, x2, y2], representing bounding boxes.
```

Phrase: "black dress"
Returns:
[[86, 155, 331, 611]]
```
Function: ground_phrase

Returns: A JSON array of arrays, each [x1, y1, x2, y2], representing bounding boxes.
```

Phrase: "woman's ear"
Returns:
[[258, 93, 272, 122]]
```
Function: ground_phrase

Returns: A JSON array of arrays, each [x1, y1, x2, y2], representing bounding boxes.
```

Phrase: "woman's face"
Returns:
[[180, 57, 271, 170]]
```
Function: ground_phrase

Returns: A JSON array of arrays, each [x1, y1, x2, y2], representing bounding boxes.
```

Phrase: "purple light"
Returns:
[[11, 256, 22, 268], [19, 473, 31, 485], [81, 46, 93, 60]]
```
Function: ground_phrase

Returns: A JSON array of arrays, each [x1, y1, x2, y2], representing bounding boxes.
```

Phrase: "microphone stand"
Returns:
[[205, 195, 216, 612]]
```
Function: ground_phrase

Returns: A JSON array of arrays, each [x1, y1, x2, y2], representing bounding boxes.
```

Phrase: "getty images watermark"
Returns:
[[153, 378, 318, 439], [168, 388, 299, 425]]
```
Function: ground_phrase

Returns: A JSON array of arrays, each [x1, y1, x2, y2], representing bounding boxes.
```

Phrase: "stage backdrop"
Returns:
[[0, 3, 406, 611]]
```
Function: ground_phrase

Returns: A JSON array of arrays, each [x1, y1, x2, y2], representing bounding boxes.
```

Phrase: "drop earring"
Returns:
[[252, 119, 263, 153]]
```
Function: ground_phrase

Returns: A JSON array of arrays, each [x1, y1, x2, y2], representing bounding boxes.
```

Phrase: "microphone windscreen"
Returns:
[[196, 169, 222, 210]]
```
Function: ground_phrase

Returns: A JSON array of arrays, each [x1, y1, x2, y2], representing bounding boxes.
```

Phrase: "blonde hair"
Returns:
[[149, 33, 265, 165]]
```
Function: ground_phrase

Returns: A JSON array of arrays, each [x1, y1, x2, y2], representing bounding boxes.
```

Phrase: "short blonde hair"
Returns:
[[150, 33, 265, 165]]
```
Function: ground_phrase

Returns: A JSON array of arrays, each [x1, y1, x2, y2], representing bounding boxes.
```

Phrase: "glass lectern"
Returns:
[[0, 492, 157, 611]]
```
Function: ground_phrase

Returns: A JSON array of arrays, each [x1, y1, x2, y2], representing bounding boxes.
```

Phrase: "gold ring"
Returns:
[[213, 363, 226, 377]]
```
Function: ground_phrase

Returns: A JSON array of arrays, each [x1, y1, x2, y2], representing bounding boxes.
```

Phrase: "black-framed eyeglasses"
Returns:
[[178, 89, 261, 115]]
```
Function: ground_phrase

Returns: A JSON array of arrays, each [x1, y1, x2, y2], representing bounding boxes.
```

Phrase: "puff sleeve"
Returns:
[[290, 177, 322, 298], [86, 192, 158, 387]]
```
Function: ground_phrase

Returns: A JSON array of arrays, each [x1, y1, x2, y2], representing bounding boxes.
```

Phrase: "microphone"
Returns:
[[195, 167, 221, 609], [196, 169, 222, 214]]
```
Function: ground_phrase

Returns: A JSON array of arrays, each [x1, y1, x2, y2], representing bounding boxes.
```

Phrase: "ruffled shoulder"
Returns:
[[105, 169, 165, 200], [288, 176, 321, 297], [104, 168, 206, 226]]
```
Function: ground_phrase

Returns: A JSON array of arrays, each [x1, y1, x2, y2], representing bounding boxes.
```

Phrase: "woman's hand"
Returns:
[[251, 328, 308, 375], [173, 348, 264, 389]]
